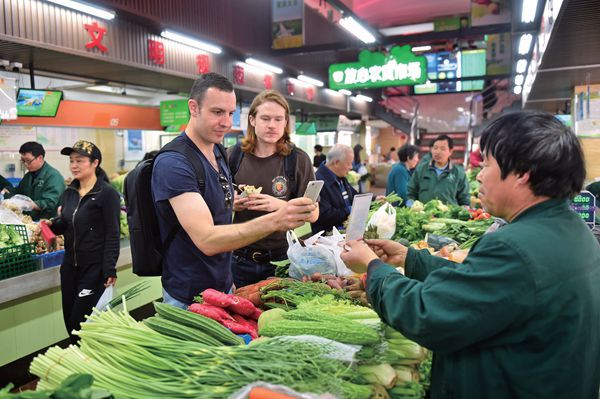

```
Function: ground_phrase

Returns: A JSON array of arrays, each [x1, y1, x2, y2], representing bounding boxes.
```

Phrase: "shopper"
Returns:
[[386, 144, 420, 206], [312, 144, 357, 234], [313, 144, 326, 168], [151, 73, 316, 308], [341, 111, 600, 398], [229, 90, 318, 287], [4, 142, 65, 220], [352, 144, 368, 193], [407, 134, 470, 206], [49, 141, 120, 343]]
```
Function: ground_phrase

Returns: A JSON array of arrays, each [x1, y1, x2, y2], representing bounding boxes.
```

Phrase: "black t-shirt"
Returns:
[[313, 154, 326, 168]]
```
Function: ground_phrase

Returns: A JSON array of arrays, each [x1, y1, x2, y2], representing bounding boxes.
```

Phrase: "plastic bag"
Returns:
[[366, 202, 396, 239], [0, 208, 25, 225], [312, 229, 354, 277], [94, 285, 114, 312], [287, 231, 337, 279], [3, 194, 36, 212]]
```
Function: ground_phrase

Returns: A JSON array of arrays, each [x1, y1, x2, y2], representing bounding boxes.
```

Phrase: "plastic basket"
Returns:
[[34, 250, 65, 269], [0, 224, 38, 280]]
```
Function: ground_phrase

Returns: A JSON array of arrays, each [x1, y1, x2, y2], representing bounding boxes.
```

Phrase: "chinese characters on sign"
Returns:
[[84, 22, 108, 52], [196, 54, 210, 74], [233, 65, 245, 85], [264, 75, 273, 89], [148, 39, 165, 65], [328, 45, 427, 90], [306, 87, 314, 101]]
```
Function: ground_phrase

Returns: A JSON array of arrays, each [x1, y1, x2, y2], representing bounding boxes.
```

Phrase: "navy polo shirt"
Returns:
[[151, 133, 233, 304]]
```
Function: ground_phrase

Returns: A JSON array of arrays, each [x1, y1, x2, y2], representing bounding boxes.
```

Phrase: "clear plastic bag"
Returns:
[[287, 231, 337, 279], [367, 202, 396, 239], [0, 208, 25, 225], [3, 194, 36, 212]]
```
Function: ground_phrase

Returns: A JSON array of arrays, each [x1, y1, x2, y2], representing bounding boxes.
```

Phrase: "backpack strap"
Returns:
[[228, 143, 243, 180], [285, 145, 298, 198]]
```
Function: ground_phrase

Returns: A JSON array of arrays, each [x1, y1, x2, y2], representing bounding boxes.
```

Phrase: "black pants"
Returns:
[[60, 262, 105, 344], [231, 255, 277, 288]]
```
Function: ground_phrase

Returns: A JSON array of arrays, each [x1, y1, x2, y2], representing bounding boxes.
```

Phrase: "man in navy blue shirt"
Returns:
[[312, 144, 357, 234], [152, 73, 316, 308]]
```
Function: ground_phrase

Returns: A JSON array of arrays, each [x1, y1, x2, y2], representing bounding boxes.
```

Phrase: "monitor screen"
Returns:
[[16, 89, 63, 117]]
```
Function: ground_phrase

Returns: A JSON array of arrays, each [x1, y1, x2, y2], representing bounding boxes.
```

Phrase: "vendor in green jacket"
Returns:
[[407, 134, 470, 206], [342, 111, 600, 398], [4, 142, 65, 220]]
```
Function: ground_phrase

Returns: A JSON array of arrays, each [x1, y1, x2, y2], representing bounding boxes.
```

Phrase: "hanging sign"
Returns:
[[160, 99, 189, 127], [570, 191, 596, 229], [328, 45, 427, 90]]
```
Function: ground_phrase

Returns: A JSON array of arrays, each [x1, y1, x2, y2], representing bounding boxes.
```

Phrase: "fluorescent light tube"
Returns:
[[516, 59, 528, 74], [161, 30, 222, 54], [245, 58, 282, 74], [514, 74, 525, 86], [522, 0, 538, 23], [518, 34, 533, 55], [513, 85, 522, 95], [47, 0, 115, 20], [339, 89, 352, 96], [355, 94, 373, 102], [339, 16, 376, 44], [297, 74, 324, 87], [412, 45, 432, 52], [379, 22, 434, 37]]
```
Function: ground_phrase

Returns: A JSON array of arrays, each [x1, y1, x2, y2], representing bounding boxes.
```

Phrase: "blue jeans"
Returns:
[[231, 255, 276, 288], [162, 289, 190, 309]]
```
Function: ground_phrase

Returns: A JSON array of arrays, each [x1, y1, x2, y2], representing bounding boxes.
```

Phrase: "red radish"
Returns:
[[227, 295, 258, 317], [201, 288, 234, 307], [188, 303, 234, 322], [222, 319, 258, 338], [249, 308, 263, 321]]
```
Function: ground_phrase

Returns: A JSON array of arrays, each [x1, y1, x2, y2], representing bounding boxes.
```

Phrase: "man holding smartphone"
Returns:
[[229, 90, 318, 287]]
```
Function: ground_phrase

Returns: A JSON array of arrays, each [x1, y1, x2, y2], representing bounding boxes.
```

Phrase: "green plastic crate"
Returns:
[[0, 224, 38, 280]]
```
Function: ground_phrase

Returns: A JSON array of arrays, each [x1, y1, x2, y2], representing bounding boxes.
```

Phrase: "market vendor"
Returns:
[[4, 142, 65, 220], [341, 111, 600, 398]]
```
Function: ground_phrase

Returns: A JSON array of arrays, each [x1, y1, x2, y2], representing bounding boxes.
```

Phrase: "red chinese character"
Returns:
[[306, 87, 314, 101], [264, 75, 273, 90], [148, 39, 165, 65], [287, 81, 295, 95], [84, 22, 108, 53], [196, 54, 210, 74], [233, 65, 245, 85]]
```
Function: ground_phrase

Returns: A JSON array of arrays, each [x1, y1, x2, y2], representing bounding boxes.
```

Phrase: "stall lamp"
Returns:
[[47, 0, 115, 20], [514, 74, 525, 86], [355, 94, 373, 102], [339, 89, 352, 96], [245, 58, 283, 74], [161, 30, 222, 54], [412, 45, 432, 52], [297, 74, 324, 87], [514, 85, 523, 95], [339, 16, 377, 44], [521, 0, 538, 23], [516, 59, 528, 74], [518, 34, 533, 55]]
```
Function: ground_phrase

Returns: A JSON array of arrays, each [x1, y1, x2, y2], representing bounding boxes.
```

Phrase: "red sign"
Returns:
[[233, 65, 245, 85], [148, 39, 165, 65], [264, 75, 273, 90], [287, 81, 295, 95], [306, 87, 314, 101], [196, 54, 210, 74], [84, 22, 108, 53]]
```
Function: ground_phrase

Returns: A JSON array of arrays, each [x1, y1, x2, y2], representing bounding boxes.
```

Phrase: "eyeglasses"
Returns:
[[218, 173, 232, 209], [20, 157, 37, 165]]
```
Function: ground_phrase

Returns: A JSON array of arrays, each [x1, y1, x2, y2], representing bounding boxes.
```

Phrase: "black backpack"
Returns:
[[124, 137, 227, 276], [228, 143, 298, 197]]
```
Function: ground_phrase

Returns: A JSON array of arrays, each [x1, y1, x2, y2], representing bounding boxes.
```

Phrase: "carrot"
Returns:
[[248, 387, 297, 399]]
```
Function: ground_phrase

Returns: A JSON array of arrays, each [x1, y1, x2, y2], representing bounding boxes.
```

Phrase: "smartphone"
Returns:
[[303, 180, 324, 202]]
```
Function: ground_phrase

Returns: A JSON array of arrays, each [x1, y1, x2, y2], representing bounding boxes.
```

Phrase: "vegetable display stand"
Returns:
[[0, 224, 38, 280]]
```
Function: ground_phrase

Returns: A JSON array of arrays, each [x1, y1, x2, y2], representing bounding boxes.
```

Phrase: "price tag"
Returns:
[[570, 191, 596, 230]]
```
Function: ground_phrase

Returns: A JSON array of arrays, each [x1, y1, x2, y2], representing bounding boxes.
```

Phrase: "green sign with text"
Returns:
[[160, 99, 190, 127], [328, 45, 427, 90]]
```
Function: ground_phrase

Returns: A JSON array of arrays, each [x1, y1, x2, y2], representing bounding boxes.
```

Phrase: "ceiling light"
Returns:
[[516, 59, 528, 74], [514, 74, 525, 86], [518, 34, 533, 55], [339, 89, 352, 96], [244, 58, 282, 74], [412, 45, 432, 52], [457, 107, 465, 112], [379, 22, 434, 37], [297, 74, 324, 87], [513, 85, 523, 95], [339, 16, 376, 44], [355, 94, 373, 102], [161, 30, 222, 54], [521, 0, 538, 23], [47, 0, 115, 20]]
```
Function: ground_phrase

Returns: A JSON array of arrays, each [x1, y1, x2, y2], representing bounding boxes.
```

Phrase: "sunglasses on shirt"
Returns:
[[218, 173, 233, 209]]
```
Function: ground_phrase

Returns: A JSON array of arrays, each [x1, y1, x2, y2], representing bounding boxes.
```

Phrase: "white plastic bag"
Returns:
[[312, 229, 354, 277], [3, 194, 36, 212], [286, 231, 337, 279], [366, 202, 397, 239], [0, 208, 25, 225], [95, 285, 114, 312]]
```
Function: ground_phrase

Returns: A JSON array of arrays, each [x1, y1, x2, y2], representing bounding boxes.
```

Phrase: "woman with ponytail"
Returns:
[[49, 140, 120, 343]]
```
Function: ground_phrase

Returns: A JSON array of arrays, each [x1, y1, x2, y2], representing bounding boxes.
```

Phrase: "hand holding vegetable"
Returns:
[[365, 239, 409, 267], [246, 193, 287, 213], [104, 276, 117, 288], [340, 240, 379, 274]]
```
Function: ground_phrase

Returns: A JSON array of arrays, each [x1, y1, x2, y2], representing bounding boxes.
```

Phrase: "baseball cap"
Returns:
[[60, 140, 102, 164]]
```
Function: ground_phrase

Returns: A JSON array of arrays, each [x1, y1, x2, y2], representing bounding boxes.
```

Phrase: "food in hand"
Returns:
[[241, 185, 263, 197]]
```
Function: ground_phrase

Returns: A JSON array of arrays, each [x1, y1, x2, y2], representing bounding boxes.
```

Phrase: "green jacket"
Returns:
[[7, 162, 65, 220], [407, 161, 470, 206], [367, 198, 600, 398]]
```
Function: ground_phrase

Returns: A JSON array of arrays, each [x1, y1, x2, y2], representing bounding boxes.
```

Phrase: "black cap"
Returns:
[[61, 140, 102, 165]]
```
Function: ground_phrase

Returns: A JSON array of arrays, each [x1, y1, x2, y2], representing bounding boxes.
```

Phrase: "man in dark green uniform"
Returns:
[[4, 142, 65, 220], [342, 112, 600, 398], [407, 134, 470, 206]]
